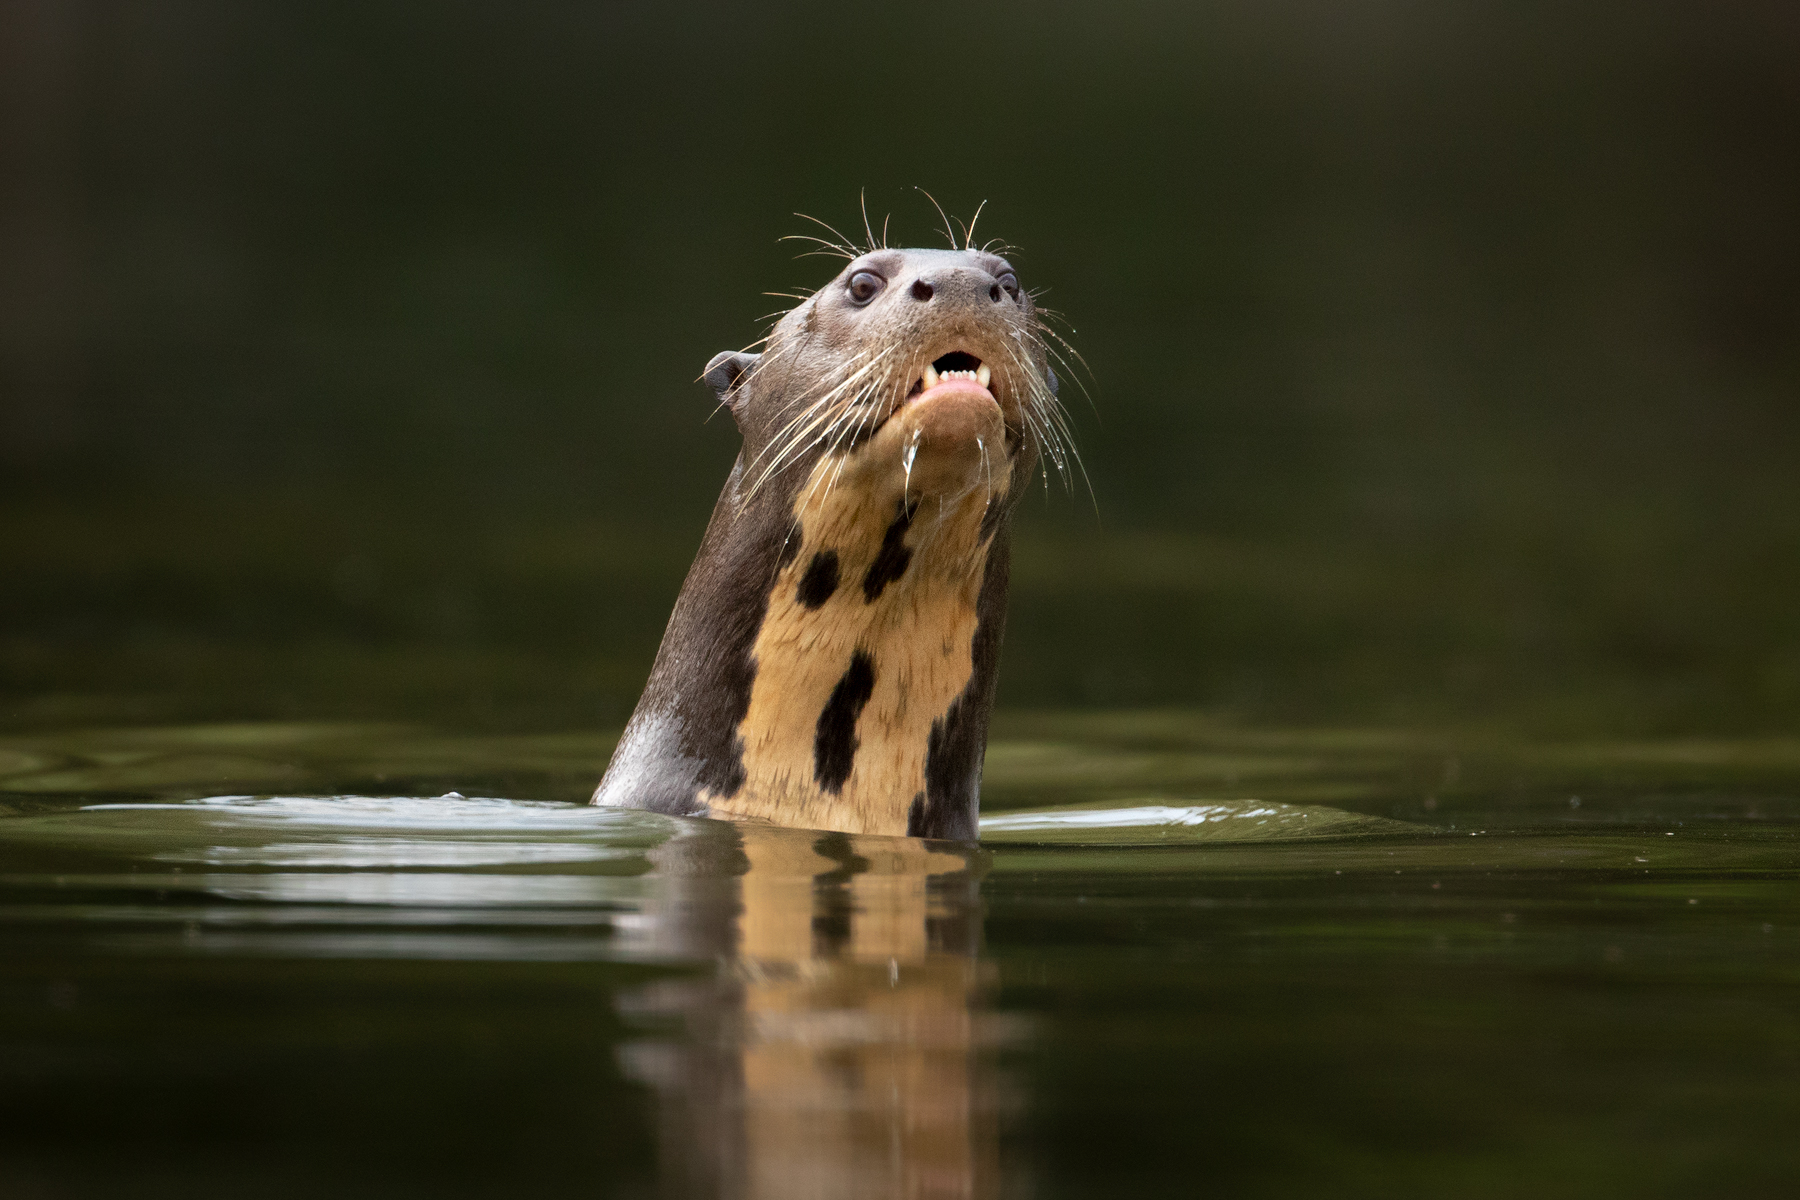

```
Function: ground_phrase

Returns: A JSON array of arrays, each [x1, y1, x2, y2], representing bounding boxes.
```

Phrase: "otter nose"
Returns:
[[908, 267, 1001, 305]]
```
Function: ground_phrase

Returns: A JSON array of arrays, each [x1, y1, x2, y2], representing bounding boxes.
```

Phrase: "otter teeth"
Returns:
[[921, 365, 993, 390]]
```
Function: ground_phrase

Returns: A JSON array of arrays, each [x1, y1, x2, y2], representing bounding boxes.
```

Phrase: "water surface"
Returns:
[[2, 719, 1795, 1197]]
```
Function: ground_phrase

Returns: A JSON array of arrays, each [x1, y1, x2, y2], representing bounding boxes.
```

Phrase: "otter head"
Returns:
[[707, 247, 1056, 519], [595, 246, 1070, 841]]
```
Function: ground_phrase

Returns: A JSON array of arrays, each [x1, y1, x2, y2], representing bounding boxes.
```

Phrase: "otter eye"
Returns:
[[997, 272, 1020, 299], [847, 271, 885, 305]]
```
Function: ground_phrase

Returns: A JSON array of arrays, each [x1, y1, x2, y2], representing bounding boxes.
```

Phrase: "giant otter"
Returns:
[[593, 238, 1071, 840]]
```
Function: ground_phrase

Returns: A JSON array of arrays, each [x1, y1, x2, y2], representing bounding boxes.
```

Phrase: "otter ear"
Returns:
[[703, 350, 760, 419]]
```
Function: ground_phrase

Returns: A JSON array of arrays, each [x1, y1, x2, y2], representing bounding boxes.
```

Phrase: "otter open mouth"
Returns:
[[906, 351, 993, 400]]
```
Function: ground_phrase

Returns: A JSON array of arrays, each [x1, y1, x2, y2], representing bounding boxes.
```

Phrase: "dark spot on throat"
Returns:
[[796, 550, 839, 609], [814, 650, 876, 793], [862, 499, 915, 601]]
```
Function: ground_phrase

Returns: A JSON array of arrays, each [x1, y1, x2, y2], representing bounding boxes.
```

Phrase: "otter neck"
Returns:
[[592, 441, 1012, 840], [700, 448, 1007, 835]]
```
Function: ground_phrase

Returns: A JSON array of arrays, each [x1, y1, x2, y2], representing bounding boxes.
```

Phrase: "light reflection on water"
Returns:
[[0, 794, 1014, 1197], [0, 725, 1797, 1197], [3, 787, 1416, 1196]]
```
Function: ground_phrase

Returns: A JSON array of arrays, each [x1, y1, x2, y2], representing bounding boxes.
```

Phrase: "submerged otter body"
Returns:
[[593, 245, 1066, 839]]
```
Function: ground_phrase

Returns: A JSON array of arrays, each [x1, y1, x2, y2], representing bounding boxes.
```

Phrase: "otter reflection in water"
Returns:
[[617, 820, 1012, 1199]]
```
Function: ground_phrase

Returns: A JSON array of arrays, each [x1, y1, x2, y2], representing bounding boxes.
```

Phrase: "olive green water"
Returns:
[[1, 718, 1795, 1198]]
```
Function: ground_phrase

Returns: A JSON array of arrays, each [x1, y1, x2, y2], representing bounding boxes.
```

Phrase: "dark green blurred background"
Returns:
[[3, 0, 1797, 740]]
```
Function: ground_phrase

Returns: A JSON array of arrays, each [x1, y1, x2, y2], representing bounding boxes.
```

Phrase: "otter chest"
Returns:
[[701, 463, 999, 834]]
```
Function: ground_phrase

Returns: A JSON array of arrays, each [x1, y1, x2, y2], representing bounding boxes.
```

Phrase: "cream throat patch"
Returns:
[[702, 448, 1009, 833]]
